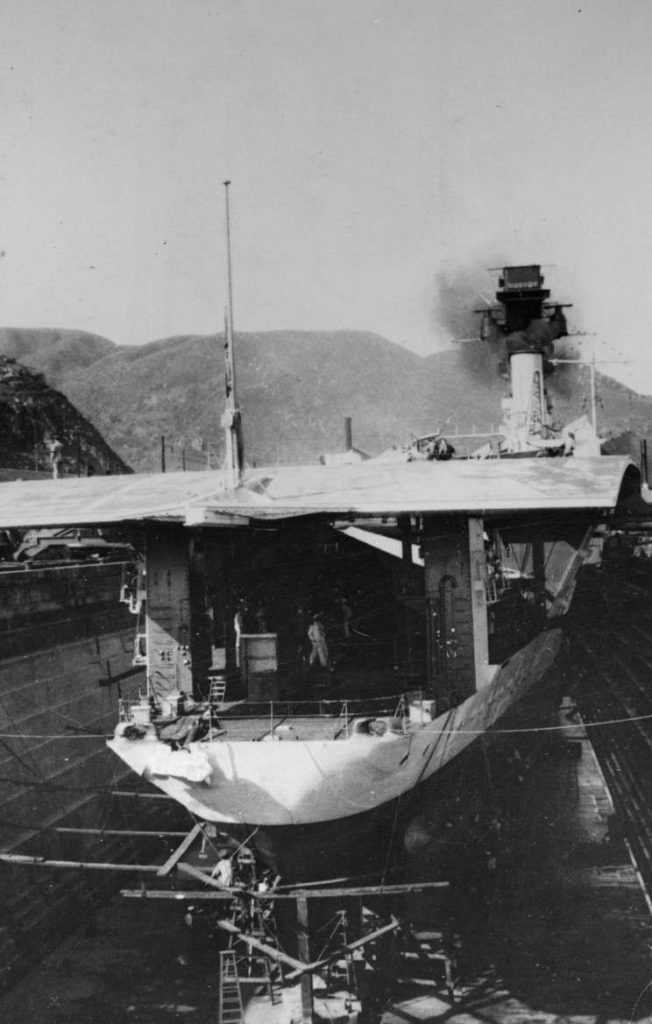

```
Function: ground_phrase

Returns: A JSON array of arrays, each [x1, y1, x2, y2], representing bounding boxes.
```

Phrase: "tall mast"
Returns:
[[221, 180, 243, 488]]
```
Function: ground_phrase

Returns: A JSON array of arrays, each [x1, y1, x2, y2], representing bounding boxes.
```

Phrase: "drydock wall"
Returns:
[[0, 564, 151, 989], [0, 562, 130, 658]]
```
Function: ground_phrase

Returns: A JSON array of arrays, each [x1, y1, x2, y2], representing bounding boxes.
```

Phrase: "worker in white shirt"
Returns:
[[307, 614, 329, 669]]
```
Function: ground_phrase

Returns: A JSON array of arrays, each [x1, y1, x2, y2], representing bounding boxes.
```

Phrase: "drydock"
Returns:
[[0, 547, 651, 1023], [0, 263, 651, 1021], [0, 560, 181, 983]]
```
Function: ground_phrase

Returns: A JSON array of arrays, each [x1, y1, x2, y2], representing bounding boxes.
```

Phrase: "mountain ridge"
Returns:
[[1, 327, 651, 474]]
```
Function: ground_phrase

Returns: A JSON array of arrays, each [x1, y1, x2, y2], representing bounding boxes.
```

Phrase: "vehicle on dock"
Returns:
[[13, 527, 134, 566]]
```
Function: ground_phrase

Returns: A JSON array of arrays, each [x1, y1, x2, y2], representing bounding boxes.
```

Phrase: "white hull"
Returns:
[[108, 629, 562, 827]]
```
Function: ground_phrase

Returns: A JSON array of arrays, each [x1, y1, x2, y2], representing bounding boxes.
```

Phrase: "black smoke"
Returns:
[[433, 259, 506, 343], [434, 261, 579, 386], [433, 257, 508, 382]]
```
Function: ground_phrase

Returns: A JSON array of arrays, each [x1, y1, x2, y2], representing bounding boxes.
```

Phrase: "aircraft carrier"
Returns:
[[1, 544, 652, 1022], [0, 262, 651, 1020]]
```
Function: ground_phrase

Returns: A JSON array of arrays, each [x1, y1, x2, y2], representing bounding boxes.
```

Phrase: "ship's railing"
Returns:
[[485, 568, 534, 604], [216, 692, 412, 720], [485, 573, 512, 604], [118, 690, 433, 739]]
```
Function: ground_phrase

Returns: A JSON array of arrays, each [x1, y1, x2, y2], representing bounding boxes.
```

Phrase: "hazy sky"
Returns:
[[2, 0, 652, 390]]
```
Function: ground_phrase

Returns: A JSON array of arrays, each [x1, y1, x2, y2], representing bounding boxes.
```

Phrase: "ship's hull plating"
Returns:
[[108, 629, 562, 843]]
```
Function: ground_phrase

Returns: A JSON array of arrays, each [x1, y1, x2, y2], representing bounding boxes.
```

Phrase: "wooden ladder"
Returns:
[[218, 950, 244, 1024], [227, 884, 284, 1008], [208, 675, 228, 738], [209, 674, 227, 706], [262, 955, 283, 1006]]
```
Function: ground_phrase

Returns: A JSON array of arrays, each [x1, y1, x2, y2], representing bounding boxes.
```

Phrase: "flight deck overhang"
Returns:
[[0, 455, 641, 531]]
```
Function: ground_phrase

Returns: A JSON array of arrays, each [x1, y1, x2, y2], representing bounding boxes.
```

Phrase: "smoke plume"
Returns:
[[433, 257, 508, 382]]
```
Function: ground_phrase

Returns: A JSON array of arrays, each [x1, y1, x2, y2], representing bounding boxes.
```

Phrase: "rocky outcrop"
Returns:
[[0, 355, 130, 477]]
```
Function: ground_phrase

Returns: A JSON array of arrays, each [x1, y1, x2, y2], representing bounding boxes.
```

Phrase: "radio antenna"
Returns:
[[221, 180, 244, 488]]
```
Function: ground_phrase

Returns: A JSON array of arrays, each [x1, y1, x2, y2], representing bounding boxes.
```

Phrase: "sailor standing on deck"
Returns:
[[338, 596, 353, 640], [308, 613, 329, 669], [48, 435, 63, 479], [234, 600, 247, 668]]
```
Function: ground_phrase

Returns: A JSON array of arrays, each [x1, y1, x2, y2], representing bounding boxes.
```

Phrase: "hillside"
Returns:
[[0, 348, 130, 477], [0, 329, 440, 472], [0, 328, 117, 380], [1, 328, 651, 474]]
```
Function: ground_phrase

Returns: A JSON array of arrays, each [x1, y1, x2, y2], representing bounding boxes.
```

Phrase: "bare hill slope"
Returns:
[[1, 328, 651, 473]]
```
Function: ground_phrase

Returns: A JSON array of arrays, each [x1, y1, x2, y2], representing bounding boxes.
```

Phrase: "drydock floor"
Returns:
[[0, 709, 651, 1024]]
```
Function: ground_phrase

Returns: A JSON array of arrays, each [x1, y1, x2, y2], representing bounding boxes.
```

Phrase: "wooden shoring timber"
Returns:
[[285, 918, 401, 982], [213, 914, 401, 981], [122, 888, 236, 900], [121, 881, 451, 901], [272, 868, 425, 891], [109, 789, 174, 800], [46, 827, 188, 838], [281, 881, 449, 899], [176, 861, 449, 899], [177, 859, 226, 889], [214, 917, 308, 975], [156, 823, 205, 877], [0, 852, 162, 872]]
